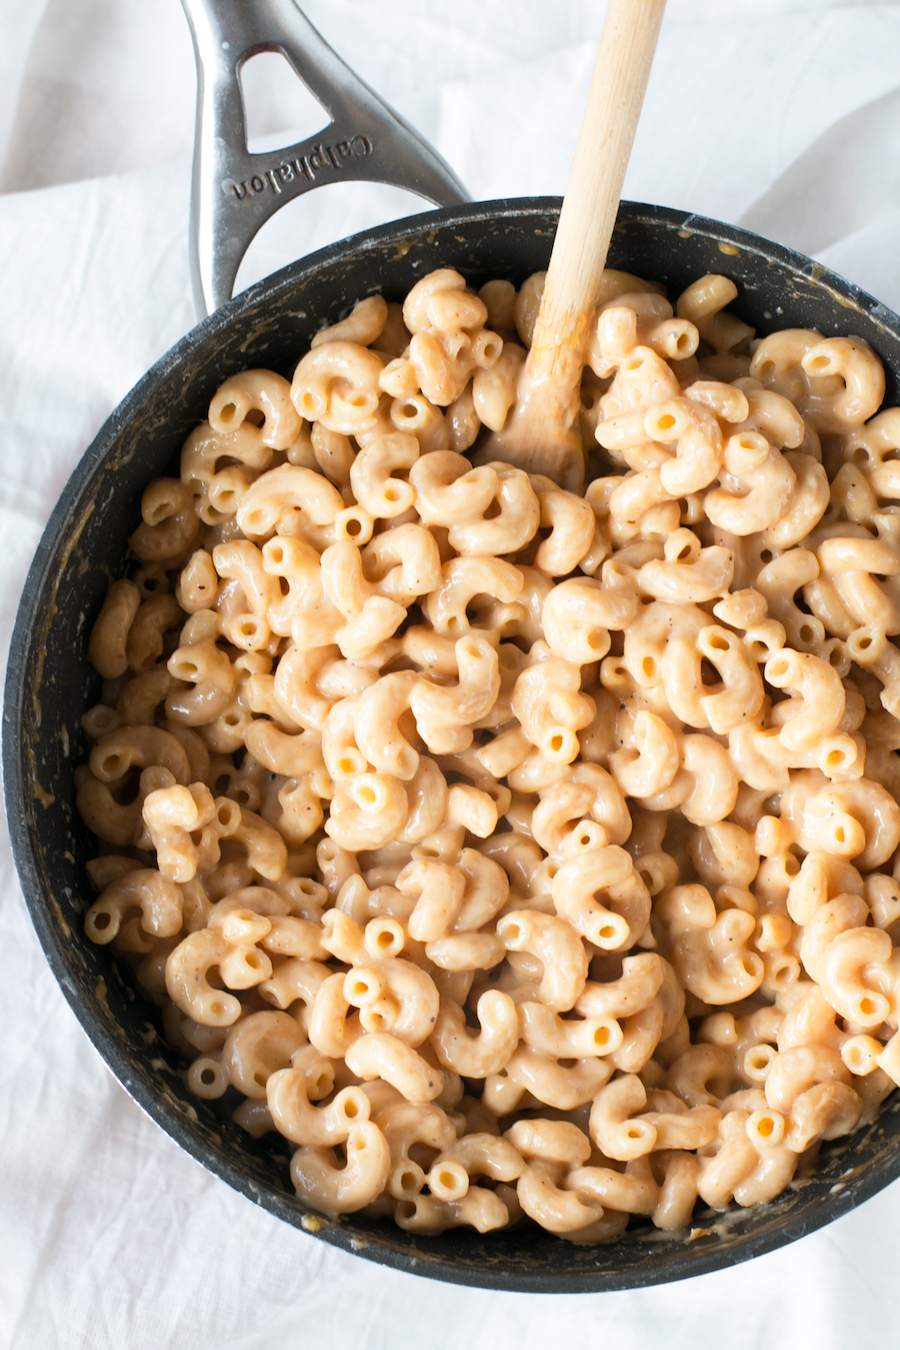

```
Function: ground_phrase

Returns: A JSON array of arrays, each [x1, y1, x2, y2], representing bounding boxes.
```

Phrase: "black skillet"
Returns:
[[4, 0, 899, 1292]]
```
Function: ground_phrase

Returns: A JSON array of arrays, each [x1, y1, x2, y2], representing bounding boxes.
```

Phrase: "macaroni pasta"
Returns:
[[79, 265, 900, 1243]]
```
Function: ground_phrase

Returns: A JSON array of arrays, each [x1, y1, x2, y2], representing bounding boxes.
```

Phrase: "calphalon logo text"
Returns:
[[225, 135, 373, 201]]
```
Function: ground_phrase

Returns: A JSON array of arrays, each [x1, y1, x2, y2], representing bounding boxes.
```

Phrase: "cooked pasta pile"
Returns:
[[78, 265, 900, 1240]]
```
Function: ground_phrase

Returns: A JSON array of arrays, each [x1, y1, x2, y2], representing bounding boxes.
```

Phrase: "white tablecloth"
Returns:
[[2, 2, 899, 1346]]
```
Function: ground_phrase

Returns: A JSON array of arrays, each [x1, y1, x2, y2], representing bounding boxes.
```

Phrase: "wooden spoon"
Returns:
[[489, 0, 667, 492]]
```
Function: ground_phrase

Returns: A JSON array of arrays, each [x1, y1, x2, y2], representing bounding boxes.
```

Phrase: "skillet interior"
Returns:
[[6, 197, 900, 1292]]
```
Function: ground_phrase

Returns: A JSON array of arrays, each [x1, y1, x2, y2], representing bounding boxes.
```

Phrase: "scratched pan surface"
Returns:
[[6, 198, 900, 1292]]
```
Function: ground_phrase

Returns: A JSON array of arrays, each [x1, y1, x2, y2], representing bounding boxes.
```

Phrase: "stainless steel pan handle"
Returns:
[[180, 0, 469, 316]]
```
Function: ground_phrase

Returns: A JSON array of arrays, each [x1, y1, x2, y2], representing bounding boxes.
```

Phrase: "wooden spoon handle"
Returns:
[[507, 0, 666, 487], [532, 0, 667, 373]]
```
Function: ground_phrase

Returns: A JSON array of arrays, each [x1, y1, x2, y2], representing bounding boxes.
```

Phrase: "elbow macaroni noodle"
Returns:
[[80, 265, 900, 1242]]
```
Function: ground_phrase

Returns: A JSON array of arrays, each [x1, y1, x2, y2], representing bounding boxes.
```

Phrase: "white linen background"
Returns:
[[1, 1, 899, 1346]]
